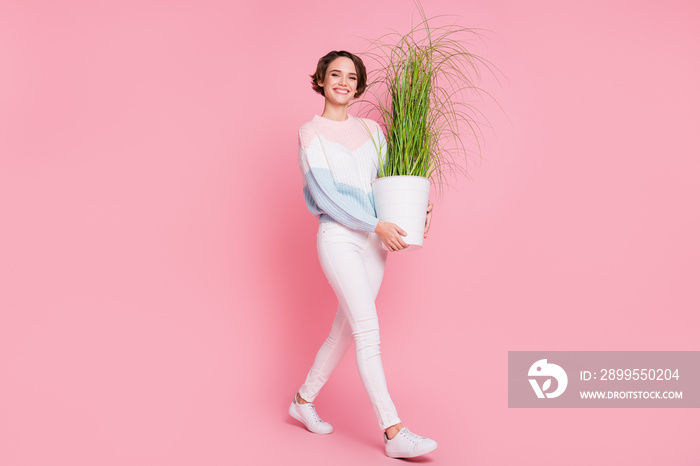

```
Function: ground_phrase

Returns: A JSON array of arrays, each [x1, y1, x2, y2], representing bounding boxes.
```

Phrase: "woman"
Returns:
[[290, 50, 437, 459]]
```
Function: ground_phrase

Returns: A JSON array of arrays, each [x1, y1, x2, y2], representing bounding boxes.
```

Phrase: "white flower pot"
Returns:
[[371, 175, 430, 251]]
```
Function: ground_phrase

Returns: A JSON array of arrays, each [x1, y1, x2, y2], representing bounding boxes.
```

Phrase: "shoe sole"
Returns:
[[386, 442, 438, 458], [288, 403, 333, 434]]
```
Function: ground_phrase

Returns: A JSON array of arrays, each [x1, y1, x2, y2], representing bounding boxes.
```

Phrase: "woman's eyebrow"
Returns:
[[329, 69, 357, 75]]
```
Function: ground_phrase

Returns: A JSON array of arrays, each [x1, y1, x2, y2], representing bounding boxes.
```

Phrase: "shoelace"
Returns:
[[306, 404, 324, 425], [400, 429, 426, 445]]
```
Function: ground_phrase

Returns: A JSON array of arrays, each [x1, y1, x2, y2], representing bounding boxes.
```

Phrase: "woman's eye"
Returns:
[[329, 73, 356, 81]]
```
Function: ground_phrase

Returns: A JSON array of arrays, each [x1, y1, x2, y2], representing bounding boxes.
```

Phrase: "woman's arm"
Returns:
[[298, 127, 379, 232]]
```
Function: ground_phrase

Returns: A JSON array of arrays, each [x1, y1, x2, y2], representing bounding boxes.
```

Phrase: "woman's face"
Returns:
[[319, 57, 358, 106]]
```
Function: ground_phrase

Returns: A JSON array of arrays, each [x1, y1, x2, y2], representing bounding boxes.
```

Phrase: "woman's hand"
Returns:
[[424, 200, 434, 238], [374, 220, 408, 252]]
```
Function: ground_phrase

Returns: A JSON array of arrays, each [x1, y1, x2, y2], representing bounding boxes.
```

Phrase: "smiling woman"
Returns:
[[310, 50, 367, 102], [288, 50, 437, 460]]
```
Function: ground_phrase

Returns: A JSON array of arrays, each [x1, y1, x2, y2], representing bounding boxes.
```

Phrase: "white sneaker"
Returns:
[[384, 427, 438, 458], [288, 395, 333, 434]]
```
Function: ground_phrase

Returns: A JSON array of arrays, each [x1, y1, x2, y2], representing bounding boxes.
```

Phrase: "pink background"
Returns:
[[1, 0, 698, 465]]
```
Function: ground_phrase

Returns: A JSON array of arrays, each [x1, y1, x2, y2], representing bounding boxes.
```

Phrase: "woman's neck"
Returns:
[[321, 102, 349, 121]]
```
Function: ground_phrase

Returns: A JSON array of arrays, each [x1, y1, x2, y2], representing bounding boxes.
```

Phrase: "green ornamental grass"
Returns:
[[358, 3, 501, 195]]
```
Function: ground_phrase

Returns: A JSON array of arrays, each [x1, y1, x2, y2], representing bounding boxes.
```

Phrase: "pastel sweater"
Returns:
[[298, 114, 387, 232]]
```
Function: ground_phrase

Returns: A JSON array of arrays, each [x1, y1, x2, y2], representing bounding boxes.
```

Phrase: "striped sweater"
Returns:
[[298, 114, 386, 232]]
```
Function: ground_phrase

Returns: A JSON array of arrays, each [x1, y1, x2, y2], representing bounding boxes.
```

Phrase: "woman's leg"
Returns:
[[316, 224, 401, 430], [297, 232, 391, 405], [297, 303, 353, 403]]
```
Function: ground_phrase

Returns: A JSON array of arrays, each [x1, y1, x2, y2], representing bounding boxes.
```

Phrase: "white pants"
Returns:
[[298, 222, 401, 430]]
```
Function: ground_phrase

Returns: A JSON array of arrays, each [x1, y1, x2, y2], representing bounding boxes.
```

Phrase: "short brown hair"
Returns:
[[310, 50, 367, 99]]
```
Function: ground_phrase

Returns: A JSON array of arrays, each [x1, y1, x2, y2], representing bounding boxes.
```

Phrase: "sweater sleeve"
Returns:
[[298, 127, 380, 232]]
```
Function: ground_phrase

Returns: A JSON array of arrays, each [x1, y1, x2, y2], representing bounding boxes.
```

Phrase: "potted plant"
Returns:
[[358, 4, 499, 250]]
